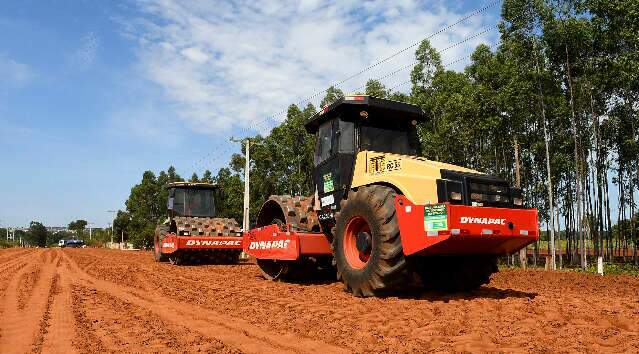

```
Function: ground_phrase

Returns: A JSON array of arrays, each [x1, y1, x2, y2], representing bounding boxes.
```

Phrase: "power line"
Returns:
[[185, 1, 503, 174], [386, 41, 500, 92], [240, 1, 502, 132], [348, 25, 498, 95]]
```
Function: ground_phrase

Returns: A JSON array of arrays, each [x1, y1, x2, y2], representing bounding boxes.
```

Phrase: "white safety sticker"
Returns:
[[321, 194, 335, 207]]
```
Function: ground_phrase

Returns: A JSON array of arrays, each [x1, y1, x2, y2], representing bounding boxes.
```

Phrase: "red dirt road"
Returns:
[[0, 248, 637, 353]]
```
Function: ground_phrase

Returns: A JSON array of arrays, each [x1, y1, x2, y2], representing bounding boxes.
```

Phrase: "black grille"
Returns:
[[438, 170, 522, 208], [467, 179, 511, 207]]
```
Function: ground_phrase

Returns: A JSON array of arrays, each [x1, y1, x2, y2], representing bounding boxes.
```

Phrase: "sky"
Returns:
[[0, 0, 501, 228]]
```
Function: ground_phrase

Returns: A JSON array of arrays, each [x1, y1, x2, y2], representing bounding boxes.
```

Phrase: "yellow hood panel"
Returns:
[[351, 151, 482, 205]]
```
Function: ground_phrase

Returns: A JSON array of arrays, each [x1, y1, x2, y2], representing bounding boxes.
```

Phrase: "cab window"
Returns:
[[360, 126, 412, 155], [338, 120, 355, 153], [315, 121, 333, 165]]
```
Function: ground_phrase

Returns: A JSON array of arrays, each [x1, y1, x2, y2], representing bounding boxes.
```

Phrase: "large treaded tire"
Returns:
[[153, 224, 170, 262], [208, 218, 242, 264], [332, 185, 410, 297], [256, 195, 319, 231], [416, 256, 498, 292], [171, 217, 242, 265]]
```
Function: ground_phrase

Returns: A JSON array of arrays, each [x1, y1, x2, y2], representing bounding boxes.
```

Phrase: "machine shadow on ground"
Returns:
[[253, 271, 540, 300], [385, 286, 538, 302]]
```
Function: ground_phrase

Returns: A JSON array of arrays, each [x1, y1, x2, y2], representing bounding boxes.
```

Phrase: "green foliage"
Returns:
[[116, 166, 183, 248], [48, 231, 73, 247], [202, 170, 213, 183], [320, 86, 344, 107], [364, 80, 389, 98], [27, 221, 48, 247], [569, 262, 639, 276], [0, 238, 18, 248], [68, 220, 87, 233], [116, 1, 639, 264]]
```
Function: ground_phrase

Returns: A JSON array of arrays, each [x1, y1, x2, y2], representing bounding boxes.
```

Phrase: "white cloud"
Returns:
[[123, 0, 498, 134], [0, 54, 34, 87], [74, 31, 100, 69], [181, 47, 209, 63]]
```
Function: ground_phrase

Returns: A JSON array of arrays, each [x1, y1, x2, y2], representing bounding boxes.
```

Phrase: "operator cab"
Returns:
[[166, 183, 218, 235], [306, 95, 425, 162], [305, 95, 426, 229], [305, 95, 523, 234]]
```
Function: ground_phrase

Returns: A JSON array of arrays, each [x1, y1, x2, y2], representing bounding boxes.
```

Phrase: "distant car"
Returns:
[[59, 239, 85, 248]]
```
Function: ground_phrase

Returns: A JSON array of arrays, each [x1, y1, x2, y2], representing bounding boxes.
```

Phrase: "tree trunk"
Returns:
[[564, 43, 585, 269], [604, 160, 613, 261], [513, 136, 527, 268], [535, 46, 557, 270]]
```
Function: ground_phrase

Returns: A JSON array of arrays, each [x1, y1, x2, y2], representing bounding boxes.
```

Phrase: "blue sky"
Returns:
[[0, 0, 500, 227]]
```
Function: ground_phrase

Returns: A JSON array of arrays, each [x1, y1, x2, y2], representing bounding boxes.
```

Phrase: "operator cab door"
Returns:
[[313, 119, 356, 234]]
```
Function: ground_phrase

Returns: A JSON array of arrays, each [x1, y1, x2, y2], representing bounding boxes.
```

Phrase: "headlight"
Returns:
[[511, 187, 524, 206], [450, 191, 462, 201], [470, 193, 486, 201]]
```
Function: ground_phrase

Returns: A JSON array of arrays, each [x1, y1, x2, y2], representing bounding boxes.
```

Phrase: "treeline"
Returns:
[[119, 0, 638, 267], [0, 222, 98, 248]]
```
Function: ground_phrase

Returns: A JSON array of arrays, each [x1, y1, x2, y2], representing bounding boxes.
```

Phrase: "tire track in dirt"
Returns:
[[39, 251, 77, 354], [60, 250, 347, 354], [0, 249, 37, 282], [32, 272, 60, 353], [0, 249, 41, 347], [16, 263, 42, 310], [10, 248, 638, 353], [83, 250, 639, 353], [70, 284, 236, 353], [0, 249, 60, 354], [0, 248, 35, 264]]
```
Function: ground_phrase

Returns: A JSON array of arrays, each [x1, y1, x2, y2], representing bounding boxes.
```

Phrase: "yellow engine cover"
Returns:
[[350, 151, 482, 205]]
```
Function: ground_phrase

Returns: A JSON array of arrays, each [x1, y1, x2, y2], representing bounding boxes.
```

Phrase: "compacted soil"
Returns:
[[0, 247, 637, 353]]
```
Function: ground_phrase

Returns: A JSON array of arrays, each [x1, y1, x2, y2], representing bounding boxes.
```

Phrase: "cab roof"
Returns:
[[166, 182, 218, 189], [304, 95, 426, 134]]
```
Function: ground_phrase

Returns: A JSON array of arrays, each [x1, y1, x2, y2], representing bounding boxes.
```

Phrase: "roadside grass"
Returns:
[[500, 262, 639, 276], [567, 262, 639, 276], [0, 239, 19, 249]]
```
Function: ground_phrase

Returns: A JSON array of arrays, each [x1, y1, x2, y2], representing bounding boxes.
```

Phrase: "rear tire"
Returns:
[[416, 256, 498, 292], [332, 185, 410, 297], [153, 224, 170, 262]]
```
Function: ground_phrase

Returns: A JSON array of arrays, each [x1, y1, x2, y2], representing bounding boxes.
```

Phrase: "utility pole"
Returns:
[[107, 210, 117, 245], [88, 222, 94, 240], [230, 137, 261, 232]]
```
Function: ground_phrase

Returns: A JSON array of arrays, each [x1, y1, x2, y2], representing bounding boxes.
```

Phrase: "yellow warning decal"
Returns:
[[369, 155, 402, 175]]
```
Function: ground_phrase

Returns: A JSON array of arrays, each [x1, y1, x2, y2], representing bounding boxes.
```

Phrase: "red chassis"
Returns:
[[242, 196, 539, 261], [160, 234, 243, 254], [162, 197, 539, 260], [394, 196, 539, 256], [242, 224, 331, 260]]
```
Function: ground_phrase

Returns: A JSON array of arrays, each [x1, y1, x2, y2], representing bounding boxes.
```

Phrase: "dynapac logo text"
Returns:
[[460, 217, 506, 225], [185, 239, 242, 246], [248, 240, 291, 250]]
